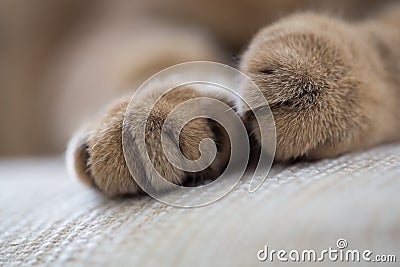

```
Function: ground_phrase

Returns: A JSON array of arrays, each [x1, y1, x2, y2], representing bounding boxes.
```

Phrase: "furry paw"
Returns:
[[240, 13, 400, 161], [67, 84, 230, 197]]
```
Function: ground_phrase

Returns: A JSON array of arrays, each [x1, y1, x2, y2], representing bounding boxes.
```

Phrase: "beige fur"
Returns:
[[1, 1, 399, 196], [65, 6, 400, 196], [240, 10, 400, 160], [0, 0, 392, 154]]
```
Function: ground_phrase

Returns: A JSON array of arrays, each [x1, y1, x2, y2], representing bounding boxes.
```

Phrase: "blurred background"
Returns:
[[0, 0, 397, 157]]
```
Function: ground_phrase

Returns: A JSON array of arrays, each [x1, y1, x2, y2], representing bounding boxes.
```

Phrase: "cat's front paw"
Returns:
[[240, 13, 383, 161], [66, 84, 231, 197]]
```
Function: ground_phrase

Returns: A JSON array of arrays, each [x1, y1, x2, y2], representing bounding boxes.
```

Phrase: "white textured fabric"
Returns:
[[1, 144, 400, 266]]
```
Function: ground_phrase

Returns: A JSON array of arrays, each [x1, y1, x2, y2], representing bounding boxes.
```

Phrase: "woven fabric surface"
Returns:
[[1, 144, 400, 266]]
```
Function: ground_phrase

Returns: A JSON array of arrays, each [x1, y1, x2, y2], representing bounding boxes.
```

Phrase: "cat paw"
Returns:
[[239, 13, 392, 160], [66, 84, 231, 197]]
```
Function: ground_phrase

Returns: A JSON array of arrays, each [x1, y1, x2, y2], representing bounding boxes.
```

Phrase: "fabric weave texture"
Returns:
[[1, 144, 399, 266]]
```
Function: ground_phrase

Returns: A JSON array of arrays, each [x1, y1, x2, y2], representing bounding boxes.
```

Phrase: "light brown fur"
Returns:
[[65, 5, 400, 196], [1, 1, 399, 196], [240, 10, 400, 160]]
